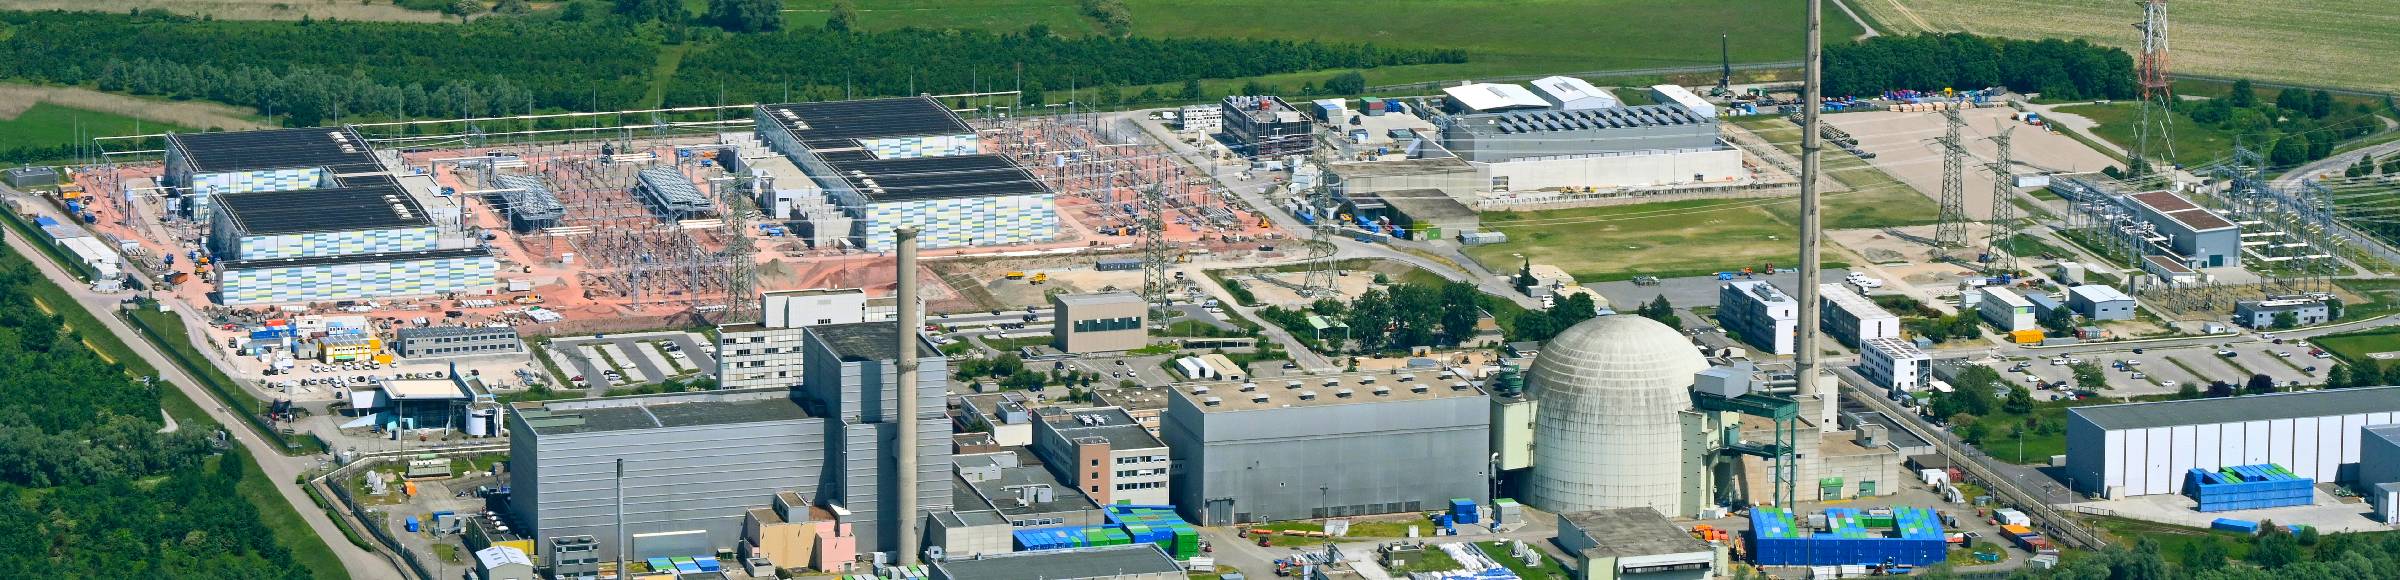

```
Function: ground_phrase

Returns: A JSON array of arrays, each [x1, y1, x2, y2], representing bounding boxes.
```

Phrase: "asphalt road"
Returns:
[[2, 225, 405, 579]]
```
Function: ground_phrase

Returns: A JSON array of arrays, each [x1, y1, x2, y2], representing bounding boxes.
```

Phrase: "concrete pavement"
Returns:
[[3, 228, 405, 579]]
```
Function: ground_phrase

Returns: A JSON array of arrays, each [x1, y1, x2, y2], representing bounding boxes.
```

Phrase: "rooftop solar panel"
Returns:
[[171, 127, 383, 174], [760, 97, 973, 144], [826, 155, 1050, 203], [636, 167, 710, 211], [215, 176, 432, 236]]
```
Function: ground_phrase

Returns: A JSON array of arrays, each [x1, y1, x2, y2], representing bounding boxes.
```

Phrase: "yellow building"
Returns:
[[319, 335, 383, 362]]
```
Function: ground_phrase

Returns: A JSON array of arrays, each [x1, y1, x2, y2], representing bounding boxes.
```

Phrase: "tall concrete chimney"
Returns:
[[894, 226, 922, 566], [1796, 0, 1838, 432]]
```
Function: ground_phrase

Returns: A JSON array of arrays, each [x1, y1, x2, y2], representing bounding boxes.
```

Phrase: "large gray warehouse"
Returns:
[[1163, 370, 1490, 525], [1438, 104, 1719, 163], [2065, 387, 2400, 498]]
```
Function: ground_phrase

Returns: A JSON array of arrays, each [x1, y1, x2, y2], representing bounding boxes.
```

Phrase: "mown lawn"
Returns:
[[0, 102, 190, 150]]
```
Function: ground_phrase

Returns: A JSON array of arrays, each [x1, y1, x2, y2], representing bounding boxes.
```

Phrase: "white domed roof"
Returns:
[[1524, 314, 1707, 516]]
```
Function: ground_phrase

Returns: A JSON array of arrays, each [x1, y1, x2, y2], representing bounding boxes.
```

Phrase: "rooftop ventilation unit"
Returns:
[[1251, 394, 1271, 404], [1335, 388, 1355, 399], [1191, 386, 1211, 395], [1396, 374, 1415, 382], [1451, 381, 1472, 391], [1411, 384, 1431, 394], [1203, 396, 1222, 407], [1358, 375, 1376, 384], [1241, 383, 1259, 392]]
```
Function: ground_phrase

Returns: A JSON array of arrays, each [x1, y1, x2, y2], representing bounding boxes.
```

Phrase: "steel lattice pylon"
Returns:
[[1933, 107, 1971, 248], [1139, 185, 1174, 304], [719, 168, 758, 320], [2133, 0, 2175, 174], [1986, 127, 2019, 269]]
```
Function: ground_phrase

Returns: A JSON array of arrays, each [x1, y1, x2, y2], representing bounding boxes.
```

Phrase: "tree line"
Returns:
[[1825, 33, 2137, 101], [0, 256, 312, 577], [2185, 79, 2385, 167]]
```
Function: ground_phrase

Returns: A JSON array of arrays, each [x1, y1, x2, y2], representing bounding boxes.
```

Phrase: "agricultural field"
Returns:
[[0, 102, 191, 150], [0, 0, 451, 22], [1461, 179, 1936, 283], [0, 83, 261, 134], [1853, 0, 2400, 93], [780, 0, 1862, 88]]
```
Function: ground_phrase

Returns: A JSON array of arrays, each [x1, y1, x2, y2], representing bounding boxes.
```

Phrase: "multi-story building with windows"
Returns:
[[1032, 407, 1171, 506]]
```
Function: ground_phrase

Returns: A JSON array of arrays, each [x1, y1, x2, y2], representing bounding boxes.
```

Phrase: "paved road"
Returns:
[[1181, 265, 1338, 371], [2, 227, 405, 579]]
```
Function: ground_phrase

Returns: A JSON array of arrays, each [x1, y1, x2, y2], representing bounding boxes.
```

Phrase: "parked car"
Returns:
[[2218, 349, 2238, 357]]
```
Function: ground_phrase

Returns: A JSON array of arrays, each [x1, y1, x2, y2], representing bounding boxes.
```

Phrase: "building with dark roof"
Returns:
[[505, 389, 829, 563], [930, 544, 1183, 580], [2065, 386, 2400, 498], [207, 176, 439, 261], [2122, 190, 2241, 268], [754, 97, 1057, 251], [1031, 407, 1171, 506], [1554, 508, 1716, 580], [164, 127, 383, 220], [1441, 104, 1719, 163], [1220, 95, 1313, 158]]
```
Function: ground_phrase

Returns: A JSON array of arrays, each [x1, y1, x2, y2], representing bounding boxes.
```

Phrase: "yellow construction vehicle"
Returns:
[[1030, 273, 1049, 285], [1005, 271, 1027, 280]]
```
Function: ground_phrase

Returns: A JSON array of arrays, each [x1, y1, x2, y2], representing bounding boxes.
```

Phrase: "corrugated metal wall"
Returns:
[[2075, 411, 2400, 497], [513, 418, 829, 563], [1165, 394, 1490, 525], [859, 193, 1059, 251], [235, 226, 441, 260], [216, 253, 495, 304]]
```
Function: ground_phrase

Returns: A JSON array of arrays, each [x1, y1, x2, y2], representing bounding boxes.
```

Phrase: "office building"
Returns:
[[1052, 292, 1148, 354], [1859, 337, 1929, 392], [2065, 387, 2400, 497], [1032, 407, 1171, 506], [2234, 298, 2331, 329], [393, 325, 522, 358], [718, 289, 871, 389], [2067, 285, 2137, 321], [1220, 96, 1313, 158], [1177, 104, 1222, 134], [1819, 284, 1899, 348], [1718, 280, 1797, 355], [1164, 370, 1489, 525], [1977, 286, 2036, 332]]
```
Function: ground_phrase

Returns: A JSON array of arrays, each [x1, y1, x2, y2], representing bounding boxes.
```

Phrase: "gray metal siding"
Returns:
[[525, 418, 827, 562], [2359, 429, 2400, 492], [1168, 395, 1489, 524]]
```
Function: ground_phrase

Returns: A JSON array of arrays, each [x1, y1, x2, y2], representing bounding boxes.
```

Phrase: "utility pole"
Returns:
[[1797, 0, 1834, 432], [895, 226, 922, 567], [1718, 33, 1734, 94], [1139, 185, 1174, 305], [1934, 106, 1972, 248], [1987, 127, 2020, 270]]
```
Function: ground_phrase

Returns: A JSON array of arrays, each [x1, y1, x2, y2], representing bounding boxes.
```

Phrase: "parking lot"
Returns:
[[548, 331, 716, 391], [1995, 340, 2329, 399]]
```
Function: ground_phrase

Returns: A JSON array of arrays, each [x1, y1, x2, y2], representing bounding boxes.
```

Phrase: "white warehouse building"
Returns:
[[2065, 387, 2400, 498], [1858, 337, 1928, 392]]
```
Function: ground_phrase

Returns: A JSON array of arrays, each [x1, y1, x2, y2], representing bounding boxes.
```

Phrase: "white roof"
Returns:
[[1818, 284, 1897, 321], [1649, 84, 1716, 117], [1980, 286, 2034, 307], [1443, 83, 1550, 111], [1530, 76, 1621, 109], [475, 546, 533, 570], [1863, 336, 1928, 360], [375, 378, 469, 400], [2067, 284, 2133, 303]]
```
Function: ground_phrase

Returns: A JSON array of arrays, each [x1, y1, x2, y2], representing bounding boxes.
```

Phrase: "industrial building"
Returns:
[[1337, 188, 1481, 241], [505, 389, 830, 563], [1163, 370, 1489, 525], [2234, 297, 2330, 329], [2356, 425, 2400, 522], [1219, 96, 1313, 158], [4, 166, 59, 190], [954, 392, 1040, 447], [1718, 280, 1797, 355], [1819, 284, 1899, 348], [393, 325, 522, 358], [1977, 286, 2037, 333], [798, 322, 953, 555], [474, 546, 536, 580], [1051, 292, 1148, 354], [1554, 508, 1717, 580], [929, 545, 1183, 580], [1529, 76, 1624, 111], [216, 248, 496, 305], [2065, 387, 2400, 498], [717, 289, 871, 389], [2123, 190, 2242, 269], [1442, 82, 1552, 114], [756, 97, 1056, 251], [1030, 406, 1171, 506], [1859, 337, 1930, 392], [1176, 104, 1222, 134], [163, 126, 384, 220], [634, 166, 713, 220], [740, 490, 859, 574], [952, 450, 1103, 529], [1526, 315, 1716, 517], [1648, 85, 1717, 118], [1441, 105, 1719, 164], [2067, 285, 2138, 321], [1749, 507, 1945, 567]]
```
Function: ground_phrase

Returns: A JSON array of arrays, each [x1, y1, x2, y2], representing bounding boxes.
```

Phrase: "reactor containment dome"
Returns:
[[1524, 314, 1707, 515]]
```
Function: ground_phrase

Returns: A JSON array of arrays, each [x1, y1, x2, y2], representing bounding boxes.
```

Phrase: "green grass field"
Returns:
[[2051, 102, 2236, 169], [1462, 183, 1935, 282], [1855, 0, 2400, 93], [780, 0, 1858, 89], [0, 102, 191, 150], [2312, 326, 2400, 371]]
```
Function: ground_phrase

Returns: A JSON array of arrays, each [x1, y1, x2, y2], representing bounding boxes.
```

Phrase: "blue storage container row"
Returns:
[[1748, 507, 1946, 566], [1450, 498, 1479, 524], [2189, 464, 2314, 512]]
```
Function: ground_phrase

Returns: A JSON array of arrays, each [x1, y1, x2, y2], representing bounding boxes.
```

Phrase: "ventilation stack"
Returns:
[[895, 226, 922, 566]]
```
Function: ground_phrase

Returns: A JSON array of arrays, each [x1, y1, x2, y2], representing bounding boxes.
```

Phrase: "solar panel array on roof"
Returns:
[[760, 97, 972, 144], [172, 127, 383, 174], [635, 167, 711, 214], [829, 155, 1050, 202], [1480, 104, 1703, 136], [214, 176, 432, 236]]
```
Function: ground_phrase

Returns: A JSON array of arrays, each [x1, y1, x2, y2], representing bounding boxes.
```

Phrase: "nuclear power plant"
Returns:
[[1521, 315, 1903, 518]]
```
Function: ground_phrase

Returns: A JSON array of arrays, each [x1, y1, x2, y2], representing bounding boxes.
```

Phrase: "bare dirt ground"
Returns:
[[0, 83, 266, 130], [0, 0, 450, 22], [1823, 107, 2120, 220]]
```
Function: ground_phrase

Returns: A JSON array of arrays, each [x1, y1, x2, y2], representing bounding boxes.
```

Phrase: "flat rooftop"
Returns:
[[1040, 407, 1164, 449], [1328, 157, 1475, 178], [171, 127, 383, 174], [1172, 370, 1485, 413], [2067, 284, 2133, 303], [395, 325, 517, 340], [1092, 386, 1174, 412], [2143, 255, 2195, 274], [1054, 292, 1144, 308], [1452, 104, 1708, 137], [1728, 279, 1794, 305], [1862, 336, 1928, 360], [215, 176, 431, 236], [219, 247, 488, 270], [510, 388, 813, 436], [1366, 188, 1477, 222], [954, 451, 1098, 516], [1224, 95, 1302, 124], [825, 154, 1050, 202], [807, 322, 939, 362], [932, 544, 1181, 580], [1820, 284, 1897, 320], [2070, 386, 2400, 431], [1560, 508, 1712, 559], [2128, 190, 2237, 232], [760, 97, 973, 148]]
